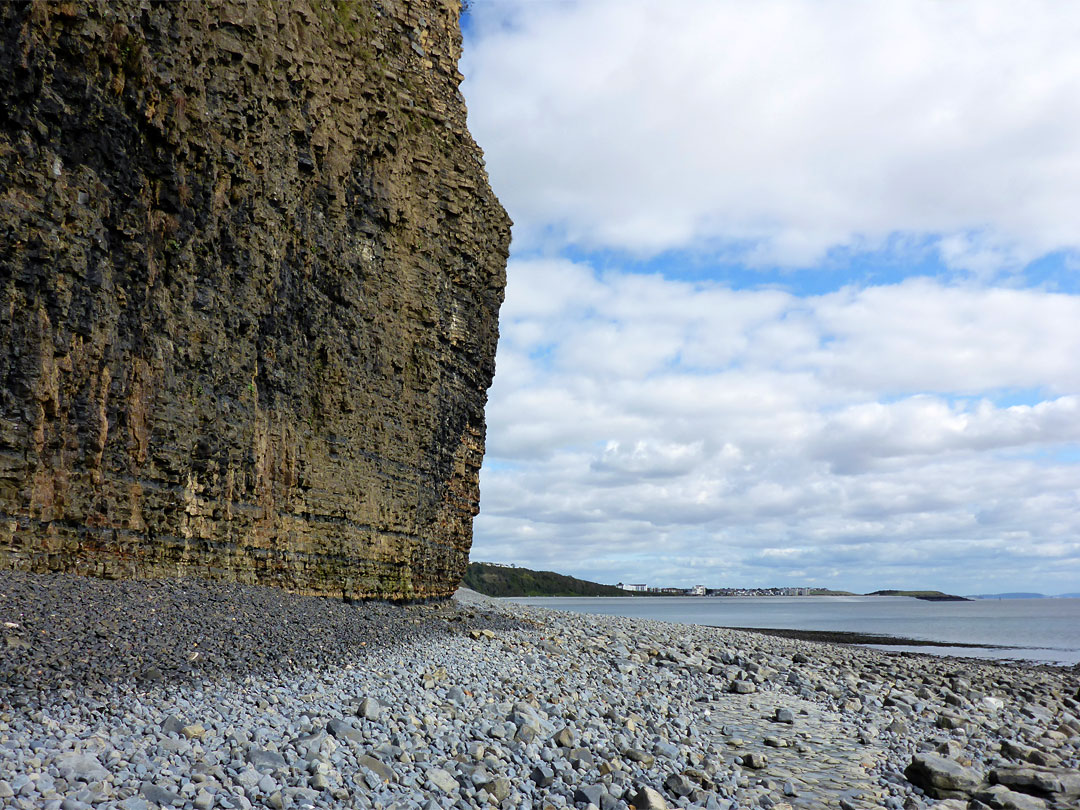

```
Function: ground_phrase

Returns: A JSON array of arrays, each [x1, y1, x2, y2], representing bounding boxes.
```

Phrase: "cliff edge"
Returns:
[[0, 0, 510, 600]]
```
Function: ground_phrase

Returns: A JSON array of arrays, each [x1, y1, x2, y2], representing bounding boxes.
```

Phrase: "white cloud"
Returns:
[[806, 282, 1080, 393], [460, 1, 1080, 593], [475, 260, 1080, 592], [464, 0, 1080, 271], [810, 397, 1080, 474]]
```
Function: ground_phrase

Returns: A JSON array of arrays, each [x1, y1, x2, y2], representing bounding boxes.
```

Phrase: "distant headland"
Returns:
[[464, 562, 970, 600]]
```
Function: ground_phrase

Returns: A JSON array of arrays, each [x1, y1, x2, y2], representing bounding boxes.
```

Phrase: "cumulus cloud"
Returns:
[[463, 0, 1080, 272], [473, 261, 1080, 592], [459, 1, 1080, 593]]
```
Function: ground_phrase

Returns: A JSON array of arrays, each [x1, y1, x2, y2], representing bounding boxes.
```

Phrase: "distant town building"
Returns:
[[617, 582, 813, 596]]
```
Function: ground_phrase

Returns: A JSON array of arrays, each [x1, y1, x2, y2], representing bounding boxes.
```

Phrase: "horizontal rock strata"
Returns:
[[0, 0, 510, 598]]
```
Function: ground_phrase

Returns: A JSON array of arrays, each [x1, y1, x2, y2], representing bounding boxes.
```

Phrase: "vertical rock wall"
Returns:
[[0, 0, 510, 599]]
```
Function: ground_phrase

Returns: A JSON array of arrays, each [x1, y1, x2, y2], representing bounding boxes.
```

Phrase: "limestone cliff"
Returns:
[[0, 0, 510, 599]]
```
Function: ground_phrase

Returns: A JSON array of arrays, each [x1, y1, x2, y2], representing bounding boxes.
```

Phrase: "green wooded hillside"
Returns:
[[462, 562, 629, 597]]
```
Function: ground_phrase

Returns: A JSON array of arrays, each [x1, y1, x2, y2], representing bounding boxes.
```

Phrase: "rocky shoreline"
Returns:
[[1, 574, 1078, 810]]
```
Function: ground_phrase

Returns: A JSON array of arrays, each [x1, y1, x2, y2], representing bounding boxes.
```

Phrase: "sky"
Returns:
[[458, 0, 1080, 595]]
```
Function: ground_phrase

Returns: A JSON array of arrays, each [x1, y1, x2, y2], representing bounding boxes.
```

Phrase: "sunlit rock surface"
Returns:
[[0, 0, 510, 599]]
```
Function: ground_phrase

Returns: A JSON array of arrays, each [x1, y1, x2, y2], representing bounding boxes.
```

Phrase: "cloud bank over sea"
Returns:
[[461, 0, 1080, 594]]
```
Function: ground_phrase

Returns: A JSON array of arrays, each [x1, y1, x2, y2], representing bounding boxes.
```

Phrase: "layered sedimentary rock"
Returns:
[[0, 0, 510, 599]]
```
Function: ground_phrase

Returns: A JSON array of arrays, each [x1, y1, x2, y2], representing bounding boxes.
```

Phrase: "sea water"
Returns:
[[510, 595, 1080, 665]]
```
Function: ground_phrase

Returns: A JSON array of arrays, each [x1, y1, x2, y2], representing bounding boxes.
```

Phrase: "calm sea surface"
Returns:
[[510, 596, 1080, 665]]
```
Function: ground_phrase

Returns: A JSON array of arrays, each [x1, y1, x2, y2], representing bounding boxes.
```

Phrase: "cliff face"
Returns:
[[0, 0, 510, 599]]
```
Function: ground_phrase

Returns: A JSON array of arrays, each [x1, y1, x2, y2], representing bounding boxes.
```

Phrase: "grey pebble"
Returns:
[[357, 697, 381, 721], [426, 767, 459, 793], [0, 574, 1075, 810]]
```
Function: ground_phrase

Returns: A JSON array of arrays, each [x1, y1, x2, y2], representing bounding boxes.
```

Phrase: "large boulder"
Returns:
[[990, 765, 1080, 800], [975, 784, 1049, 810], [904, 753, 984, 799]]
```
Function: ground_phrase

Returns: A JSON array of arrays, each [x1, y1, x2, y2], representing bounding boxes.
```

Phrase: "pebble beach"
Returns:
[[1, 573, 1078, 810]]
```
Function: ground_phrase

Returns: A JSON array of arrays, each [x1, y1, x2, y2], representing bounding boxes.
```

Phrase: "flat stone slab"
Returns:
[[904, 752, 983, 798], [705, 691, 888, 809]]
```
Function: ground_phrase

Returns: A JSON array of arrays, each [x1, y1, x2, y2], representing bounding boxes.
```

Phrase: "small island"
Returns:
[[868, 589, 971, 602]]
